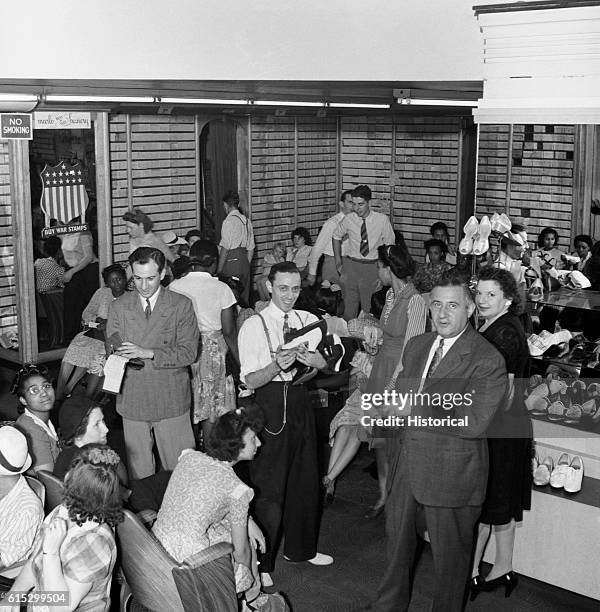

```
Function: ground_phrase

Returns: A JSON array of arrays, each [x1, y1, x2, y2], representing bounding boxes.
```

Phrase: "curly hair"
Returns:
[[101, 263, 127, 285], [424, 238, 448, 255], [378, 244, 416, 279], [475, 266, 522, 314], [205, 405, 264, 463], [537, 227, 559, 248], [11, 364, 52, 414], [63, 444, 123, 528], [574, 234, 594, 250], [291, 227, 312, 247]]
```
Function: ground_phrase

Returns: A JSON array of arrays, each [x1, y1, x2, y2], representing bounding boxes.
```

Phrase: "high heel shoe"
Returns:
[[468, 575, 486, 601], [479, 571, 519, 598]]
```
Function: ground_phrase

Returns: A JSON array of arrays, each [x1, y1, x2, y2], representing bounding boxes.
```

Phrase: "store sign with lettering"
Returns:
[[34, 111, 91, 130], [0, 113, 32, 139], [42, 223, 89, 238]]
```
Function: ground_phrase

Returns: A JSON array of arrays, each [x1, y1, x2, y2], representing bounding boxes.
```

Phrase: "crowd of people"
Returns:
[[3, 185, 600, 611]]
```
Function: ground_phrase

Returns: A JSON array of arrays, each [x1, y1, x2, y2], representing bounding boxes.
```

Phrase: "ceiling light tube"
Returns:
[[159, 97, 248, 105], [253, 100, 325, 107], [397, 98, 477, 107], [44, 95, 155, 103], [328, 102, 390, 109], [0, 93, 39, 102]]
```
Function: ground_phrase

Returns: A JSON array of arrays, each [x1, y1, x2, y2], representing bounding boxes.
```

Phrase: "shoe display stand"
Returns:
[[482, 289, 600, 600]]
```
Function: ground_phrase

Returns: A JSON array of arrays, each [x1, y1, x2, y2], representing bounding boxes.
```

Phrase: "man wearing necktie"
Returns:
[[332, 185, 395, 320], [238, 261, 334, 587], [107, 247, 198, 480], [371, 274, 507, 612]]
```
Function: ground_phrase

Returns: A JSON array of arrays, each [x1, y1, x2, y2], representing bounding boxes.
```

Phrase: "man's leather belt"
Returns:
[[347, 256, 378, 264]]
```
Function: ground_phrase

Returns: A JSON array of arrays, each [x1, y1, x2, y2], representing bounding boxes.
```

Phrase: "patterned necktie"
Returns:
[[425, 339, 444, 378], [360, 219, 369, 257], [283, 313, 290, 339], [144, 298, 151, 320]]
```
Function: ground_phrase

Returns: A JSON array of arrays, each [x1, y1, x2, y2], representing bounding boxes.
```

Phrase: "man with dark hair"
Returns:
[[107, 246, 198, 479], [333, 184, 395, 319], [238, 261, 333, 587], [218, 190, 255, 304], [307, 190, 354, 287], [372, 273, 507, 612]]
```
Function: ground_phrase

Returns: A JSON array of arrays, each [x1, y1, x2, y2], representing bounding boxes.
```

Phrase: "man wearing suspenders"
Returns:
[[218, 190, 255, 304], [238, 261, 334, 586]]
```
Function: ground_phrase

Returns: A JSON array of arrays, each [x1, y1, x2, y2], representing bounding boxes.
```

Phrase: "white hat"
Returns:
[[0, 426, 32, 476], [161, 230, 187, 246]]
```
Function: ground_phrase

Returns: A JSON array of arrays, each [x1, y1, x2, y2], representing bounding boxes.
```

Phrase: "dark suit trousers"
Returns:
[[249, 382, 319, 572], [374, 463, 481, 612]]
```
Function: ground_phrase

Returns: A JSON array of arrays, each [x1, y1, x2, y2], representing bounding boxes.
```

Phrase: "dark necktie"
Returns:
[[425, 339, 444, 378], [360, 219, 369, 257], [144, 298, 151, 320], [283, 313, 290, 339]]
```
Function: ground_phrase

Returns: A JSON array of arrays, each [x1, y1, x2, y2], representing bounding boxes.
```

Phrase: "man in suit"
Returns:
[[107, 247, 198, 479], [372, 274, 507, 612]]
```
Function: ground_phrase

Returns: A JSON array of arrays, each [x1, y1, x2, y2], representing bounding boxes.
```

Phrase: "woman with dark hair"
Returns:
[[470, 266, 532, 600], [9, 445, 123, 611], [34, 236, 65, 293], [566, 234, 593, 272], [286, 227, 313, 279], [324, 245, 427, 516], [414, 238, 453, 294], [56, 264, 128, 400], [154, 407, 283, 607], [535, 226, 564, 270], [429, 221, 457, 265], [13, 364, 59, 473]]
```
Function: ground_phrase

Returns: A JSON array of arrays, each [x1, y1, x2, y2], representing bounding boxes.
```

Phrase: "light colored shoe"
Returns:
[[564, 456, 584, 493], [533, 455, 554, 486], [260, 572, 273, 588], [473, 215, 492, 255], [550, 453, 571, 488], [459, 216, 479, 255], [307, 552, 334, 566]]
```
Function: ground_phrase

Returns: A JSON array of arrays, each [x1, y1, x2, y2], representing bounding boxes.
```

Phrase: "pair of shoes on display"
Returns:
[[533, 453, 584, 492], [550, 453, 584, 492], [469, 571, 518, 601], [283, 552, 334, 566], [458, 215, 492, 256], [490, 212, 512, 234]]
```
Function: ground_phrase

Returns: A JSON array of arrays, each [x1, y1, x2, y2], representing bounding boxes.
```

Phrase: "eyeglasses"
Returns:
[[26, 382, 53, 395]]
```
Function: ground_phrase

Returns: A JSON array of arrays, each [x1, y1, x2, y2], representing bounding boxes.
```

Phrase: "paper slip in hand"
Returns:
[[102, 354, 128, 394]]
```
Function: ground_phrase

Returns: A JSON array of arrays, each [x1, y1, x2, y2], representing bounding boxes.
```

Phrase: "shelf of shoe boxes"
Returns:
[[486, 288, 600, 600]]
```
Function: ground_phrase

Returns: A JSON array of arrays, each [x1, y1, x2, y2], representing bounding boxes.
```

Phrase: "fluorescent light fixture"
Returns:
[[45, 95, 155, 103], [253, 100, 325, 107], [159, 97, 248, 105], [0, 93, 38, 102], [397, 98, 477, 107], [328, 102, 390, 109]]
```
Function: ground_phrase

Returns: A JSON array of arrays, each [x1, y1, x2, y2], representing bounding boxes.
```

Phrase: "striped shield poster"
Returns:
[[40, 161, 89, 234]]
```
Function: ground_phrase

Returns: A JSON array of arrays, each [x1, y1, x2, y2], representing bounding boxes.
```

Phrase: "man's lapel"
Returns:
[[422, 325, 476, 390]]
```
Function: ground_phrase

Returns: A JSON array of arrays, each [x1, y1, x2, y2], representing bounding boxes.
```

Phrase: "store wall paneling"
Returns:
[[0, 141, 16, 335]]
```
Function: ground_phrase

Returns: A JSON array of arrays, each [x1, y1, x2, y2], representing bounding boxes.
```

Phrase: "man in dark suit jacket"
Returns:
[[107, 247, 199, 479], [372, 274, 507, 612]]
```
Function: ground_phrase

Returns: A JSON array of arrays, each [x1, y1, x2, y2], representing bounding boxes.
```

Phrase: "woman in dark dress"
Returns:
[[470, 266, 532, 599]]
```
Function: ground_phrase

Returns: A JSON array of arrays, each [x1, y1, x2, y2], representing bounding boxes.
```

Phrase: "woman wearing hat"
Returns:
[[54, 396, 170, 516], [0, 426, 44, 590], [9, 445, 123, 611], [13, 364, 59, 474]]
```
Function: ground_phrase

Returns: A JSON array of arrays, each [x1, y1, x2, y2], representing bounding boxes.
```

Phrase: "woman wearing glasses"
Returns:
[[13, 364, 59, 473]]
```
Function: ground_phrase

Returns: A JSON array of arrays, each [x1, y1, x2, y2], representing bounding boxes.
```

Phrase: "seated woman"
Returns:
[[34, 236, 65, 294], [414, 238, 453, 294], [9, 445, 123, 612], [153, 407, 282, 609], [56, 264, 128, 400], [257, 242, 285, 302], [313, 283, 348, 337], [54, 396, 170, 516], [286, 227, 312, 280], [13, 364, 59, 473]]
